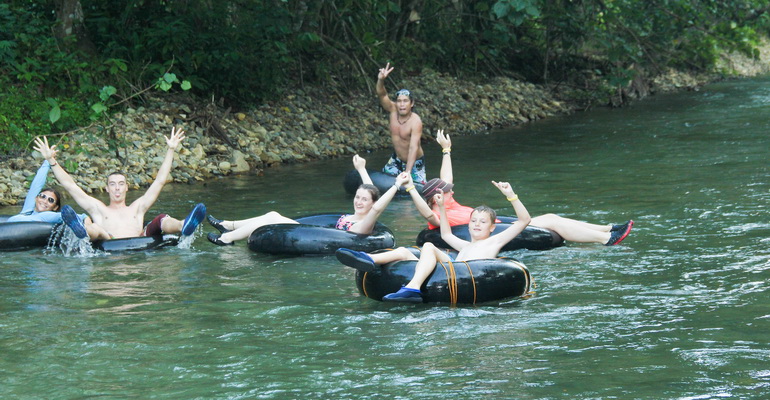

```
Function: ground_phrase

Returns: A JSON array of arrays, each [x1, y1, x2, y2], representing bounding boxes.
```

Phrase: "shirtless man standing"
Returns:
[[34, 128, 206, 240], [376, 62, 426, 185]]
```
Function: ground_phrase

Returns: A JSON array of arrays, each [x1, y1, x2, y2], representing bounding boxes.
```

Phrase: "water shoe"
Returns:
[[181, 203, 206, 236], [335, 248, 376, 272], [611, 220, 634, 232], [207, 214, 229, 233], [607, 220, 634, 245], [61, 205, 87, 239], [207, 232, 233, 246], [382, 287, 423, 303]]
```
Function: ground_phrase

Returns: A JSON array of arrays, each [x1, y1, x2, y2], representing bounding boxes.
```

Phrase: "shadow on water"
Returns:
[[1, 77, 769, 398]]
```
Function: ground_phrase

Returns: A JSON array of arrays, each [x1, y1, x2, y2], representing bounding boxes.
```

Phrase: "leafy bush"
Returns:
[[2, 0, 770, 155]]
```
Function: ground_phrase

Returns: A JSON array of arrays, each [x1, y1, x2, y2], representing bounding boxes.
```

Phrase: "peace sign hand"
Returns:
[[378, 62, 394, 80]]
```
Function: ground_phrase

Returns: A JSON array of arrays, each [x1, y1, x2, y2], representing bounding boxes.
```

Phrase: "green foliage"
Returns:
[[493, 0, 541, 26], [155, 73, 191, 92], [3, 0, 770, 155], [0, 87, 52, 155], [0, 2, 195, 155], [83, 0, 292, 103]]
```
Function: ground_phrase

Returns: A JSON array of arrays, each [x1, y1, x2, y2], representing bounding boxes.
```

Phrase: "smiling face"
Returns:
[[106, 173, 128, 204], [352, 187, 377, 215], [468, 209, 496, 241], [35, 189, 60, 212]]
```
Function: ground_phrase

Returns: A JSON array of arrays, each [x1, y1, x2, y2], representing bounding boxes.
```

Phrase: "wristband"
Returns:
[[49, 162, 57, 167], [507, 195, 519, 202], [442, 148, 451, 154], [405, 185, 415, 193]]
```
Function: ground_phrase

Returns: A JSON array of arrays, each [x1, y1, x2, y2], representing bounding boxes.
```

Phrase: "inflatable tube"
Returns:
[[343, 169, 424, 196], [416, 219, 564, 251], [355, 250, 533, 304], [248, 213, 396, 255], [0, 220, 57, 251], [92, 234, 179, 252]]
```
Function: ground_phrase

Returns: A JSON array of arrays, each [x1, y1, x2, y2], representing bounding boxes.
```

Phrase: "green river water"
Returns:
[[0, 77, 768, 399]]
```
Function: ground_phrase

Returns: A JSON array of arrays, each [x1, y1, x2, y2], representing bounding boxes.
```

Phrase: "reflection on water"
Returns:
[[1, 78, 770, 398]]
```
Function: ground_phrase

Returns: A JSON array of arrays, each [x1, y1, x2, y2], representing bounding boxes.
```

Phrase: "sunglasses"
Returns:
[[37, 193, 56, 204]]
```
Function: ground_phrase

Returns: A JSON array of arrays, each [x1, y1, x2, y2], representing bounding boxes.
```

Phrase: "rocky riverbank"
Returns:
[[2, 45, 769, 206]]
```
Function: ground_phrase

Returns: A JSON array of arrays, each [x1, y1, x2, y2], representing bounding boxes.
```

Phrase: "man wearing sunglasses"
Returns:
[[34, 128, 205, 240]]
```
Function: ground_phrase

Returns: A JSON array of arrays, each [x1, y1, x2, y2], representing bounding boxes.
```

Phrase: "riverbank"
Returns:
[[1, 45, 768, 206]]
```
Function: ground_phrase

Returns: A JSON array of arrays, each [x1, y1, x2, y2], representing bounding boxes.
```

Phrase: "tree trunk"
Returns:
[[54, 0, 95, 54]]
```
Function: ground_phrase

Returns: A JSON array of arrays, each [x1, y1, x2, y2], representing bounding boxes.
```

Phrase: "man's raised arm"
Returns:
[[133, 127, 186, 212], [376, 62, 396, 112]]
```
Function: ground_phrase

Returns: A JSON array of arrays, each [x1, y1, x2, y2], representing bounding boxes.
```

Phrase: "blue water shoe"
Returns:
[[61, 205, 87, 239], [335, 248, 377, 272], [607, 220, 634, 245], [181, 203, 206, 236], [383, 287, 423, 303], [611, 220, 633, 232]]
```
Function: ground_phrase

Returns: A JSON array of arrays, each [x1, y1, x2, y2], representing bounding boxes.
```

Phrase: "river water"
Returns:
[[1, 77, 768, 399]]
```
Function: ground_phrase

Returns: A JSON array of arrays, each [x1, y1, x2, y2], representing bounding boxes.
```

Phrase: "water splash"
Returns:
[[46, 224, 99, 257]]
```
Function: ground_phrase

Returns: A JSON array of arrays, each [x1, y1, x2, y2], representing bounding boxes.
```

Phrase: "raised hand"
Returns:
[[404, 172, 415, 188], [434, 192, 445, 207], [353, 154, 366, 170], [491, 181, 516, 199], [33, 136, 58, 163], [378, 62, 394, 80], [165, 126, 186, 151], [395, 172, 410, 187], [436, 129, 451, 150]]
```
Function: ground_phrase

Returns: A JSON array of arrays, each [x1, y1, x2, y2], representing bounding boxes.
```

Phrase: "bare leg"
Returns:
[[219, 211, 298, 243], [370, 247, 419, 265], [530, 213, 611, 244], [84, 217, 111, 241], [404, 242, 453, 290], [160, 216, 183, 233]]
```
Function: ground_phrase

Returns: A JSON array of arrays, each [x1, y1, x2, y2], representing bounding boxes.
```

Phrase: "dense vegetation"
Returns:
[[1, 0, 769, 155]]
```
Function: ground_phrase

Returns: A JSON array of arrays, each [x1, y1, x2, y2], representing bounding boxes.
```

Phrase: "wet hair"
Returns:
[[357, 184, 381, 202], [40, 187, 62, 211], [395, 89, 413, 102], [471, 205, 497, 222], [106, 170, 128, 184]]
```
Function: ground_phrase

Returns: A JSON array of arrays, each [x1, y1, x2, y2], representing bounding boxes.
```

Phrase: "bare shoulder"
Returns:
[[407, 113, 423, 131], [129, 196, 152, 211]]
